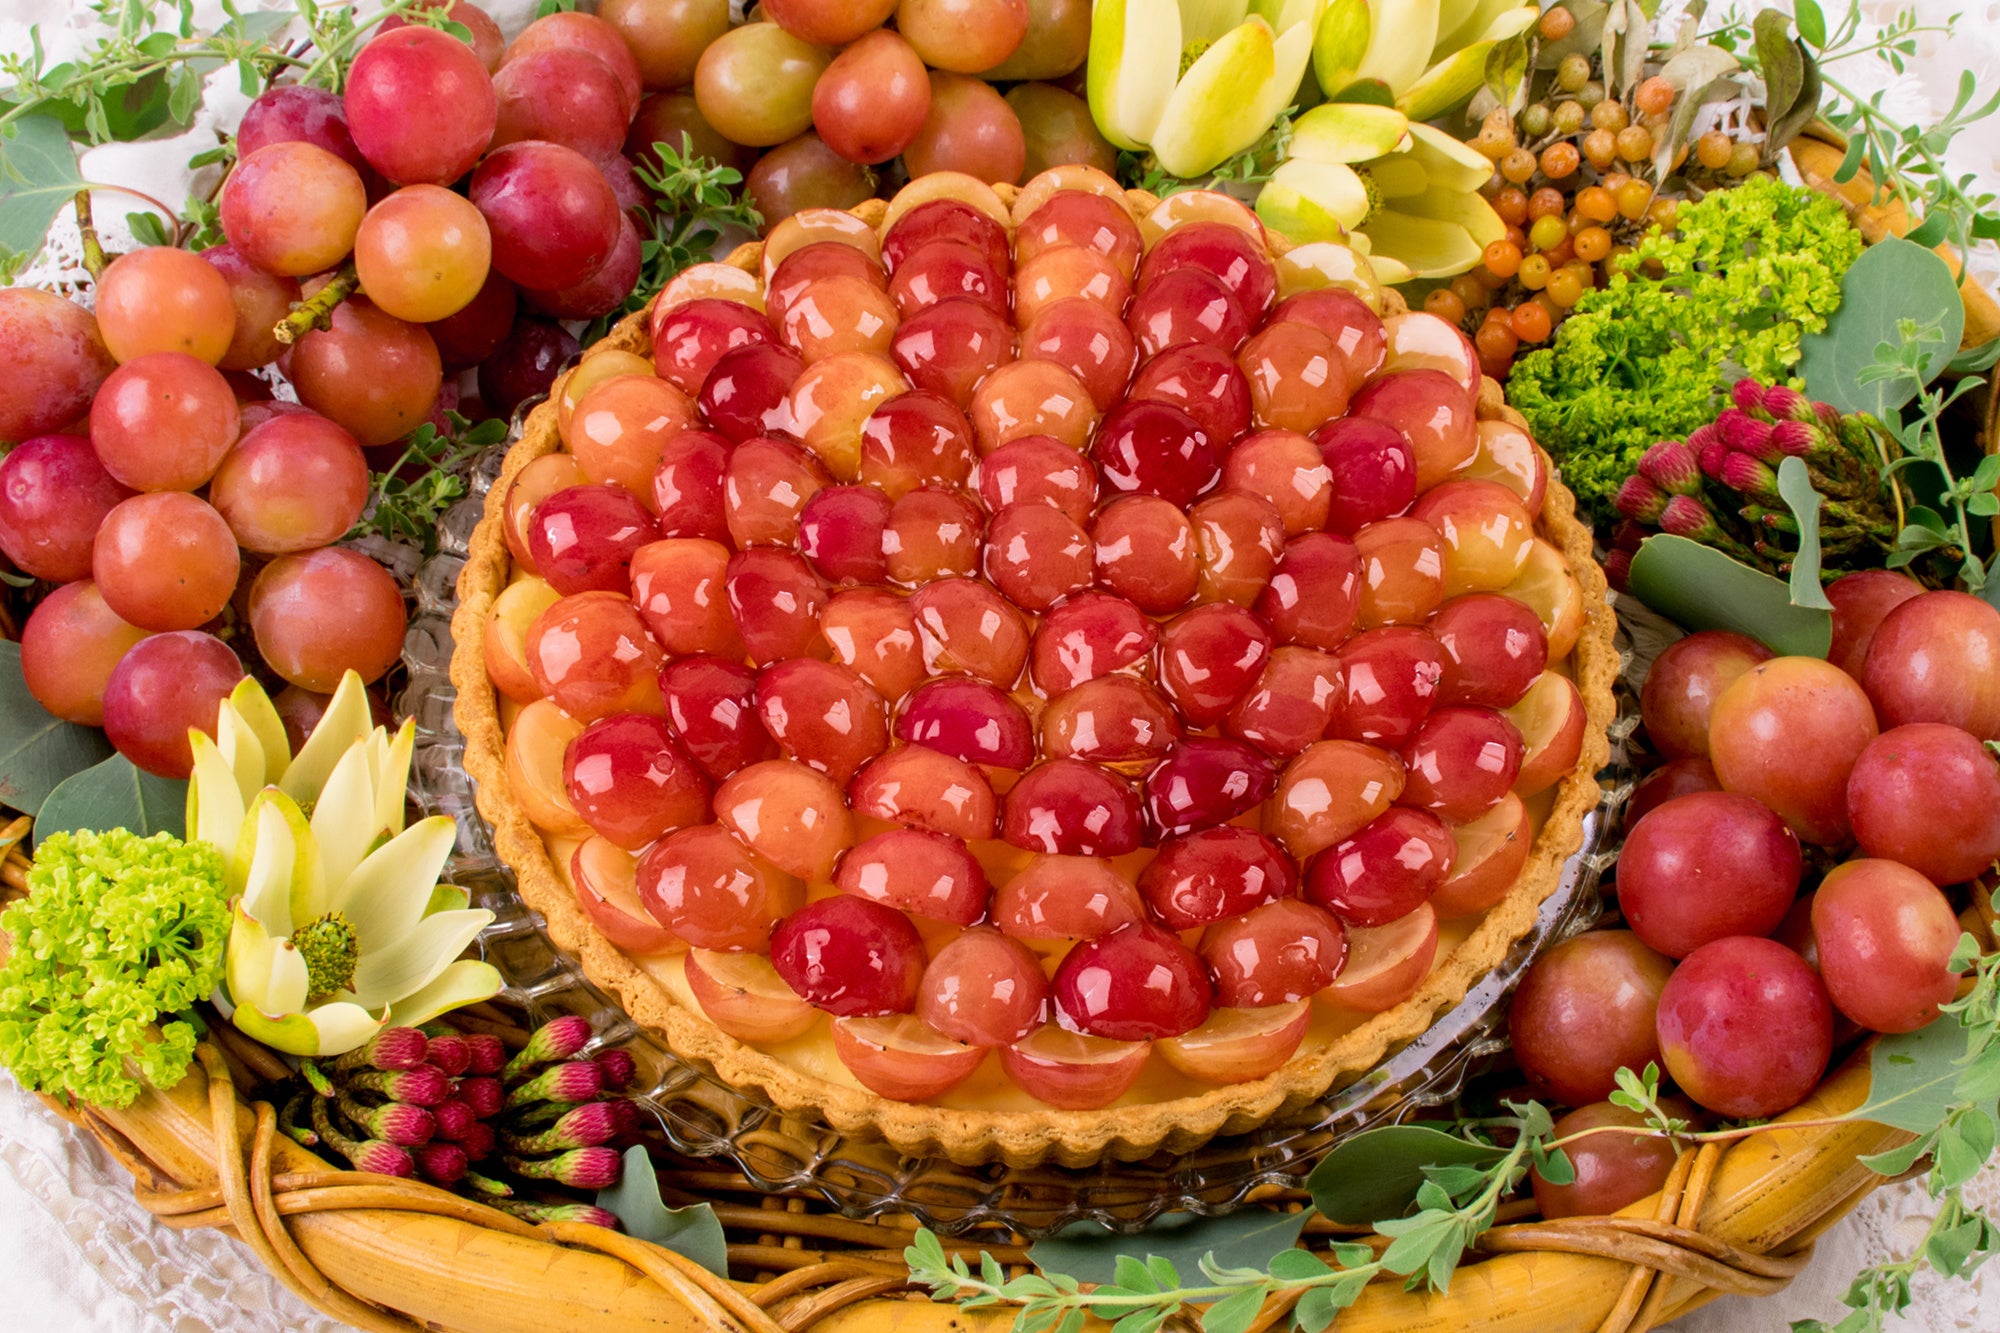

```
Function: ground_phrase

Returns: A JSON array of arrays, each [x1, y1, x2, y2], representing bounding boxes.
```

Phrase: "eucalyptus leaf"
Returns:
[[594, 1145, 729, 1277], [1800, 238, 1965, 419], [1850, 1021, 1965, 1135], [1625, 536, 1833, 656], [34, 754, 187, 845], [1775, 458, 1834, 610], [0, 641, 115, 815], [0, 71, 173, 142], [1947, 337, 2000, 375], [1027, 1210, 1308, 1286], [1306, 1124, 1506, 1225], [0, 114, 85, 277]]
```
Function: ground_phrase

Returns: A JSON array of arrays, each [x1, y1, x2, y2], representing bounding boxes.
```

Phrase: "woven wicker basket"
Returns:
[[8, 159, 1997, 1331]]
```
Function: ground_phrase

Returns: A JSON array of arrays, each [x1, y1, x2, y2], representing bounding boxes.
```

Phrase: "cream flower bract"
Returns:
[[196, 672, 501, 1056]]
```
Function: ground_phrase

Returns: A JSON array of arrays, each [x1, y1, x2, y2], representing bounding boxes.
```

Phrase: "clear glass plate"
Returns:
[[400, 440, 1637, 1237]]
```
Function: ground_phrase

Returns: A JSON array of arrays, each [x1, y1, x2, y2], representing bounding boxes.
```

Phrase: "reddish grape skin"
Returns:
[[88, 352, 239, 492], [798, 484, 894, 585], [1031, 591, 1156, 695], [563, 713, 710, 849], [1142, 737, 1278, 838], [528, 591, 665, 721], [973, 434, 1097, 524], [1352, 516, 1446, 628], [344, 26, 498, 186], [0, 435, 133, 581], [1140, 222, 1276, 317], [651, 430, 732, 541], [813, 30, 931, 165], [1272, 288, 1386, 390], [1155, 603, 1274, 728], [491, 48, 629, 160], [237, 83, 367, 172], [1092, 494, 1198, 614], [101, 630, 242, 778], [891, 298, 1014, 408], [1016, 190, 1142, 277], [527, 484, 659, 596], [662, 655, 778, 782], [1090, 400, 1218, 507], [1811, 859, 1962, 1033], [992, 856, 1144, 941], [726, 549, 830, 665], [652, 299, 777, 396], [1139, 826, 1295, 930], [700, 344, 805, 444], [427, 270, 517, 372], [771, 896, 927, 1017], [1624, 756, 1723, 828], [1508, 930, 1675, 1106], [470, 141, 623, 291], [754, 658, 889, 784], [523, 214, 643, 319], [1225, 646, 1341, 759], [1200, 898, 1348, 1007], [983, 502, 1093, 611], [208, 411, 370, 554], [1708, 657, 1879, 847], [202, 245, 300, 370], [1348, 369, 1477, 493], [849, 744, 998, 842], [287, 297, 443, 447], [1127, 269, 1252, 359], [1314, 417, 1417, 536], [94, 246, 237, 365], [1859, 591, 2000, 740], [833, 827, 989, 924], [1656, 936, 1833, 1119], [726, 435, 828, 549], [885, 488, 986, 586], [219, 142, 367, 277], [1531, 1103, 1684, 1219], [1022, 298, 1135, 412], [902, 72, 1026, 186], [1002, 759, 1143, 856], [1429, 593, 1548, 708], [479, 319, 580, 419], [629, 538, 744, 659], [861, 390, 978, 500], [1304, 807, 1454, 926], [1127, 343, 1252, 446], [1255, 533, 1362, 650], [19, 581, 150, 726], [1639, 630, 1774, 761], [768, 242, 887, 336], [897, 677, 1036, 768], [883, 201, 1009, 276], [505, 11, 643, 119], [1326, 626, 1445, 748], [248, 548, 408, 690], [636, 824, 800, 952], [380, 0, 505, 70], [1051, 922, 1212, 1041], [742, 133, 876, 228], [820, 588, 926, 701], [0, 289, 117, 441], [907, 575, 1028, 685], [1616, 792, 1803, 959], [1398, 706, 1523, 822], [919, 928, 1049, 1047], [1826, 569, 1924, 679], [92, 492, 239, 632], [1041, 674, 1180, 766], [1847, 724, 2000, 884]]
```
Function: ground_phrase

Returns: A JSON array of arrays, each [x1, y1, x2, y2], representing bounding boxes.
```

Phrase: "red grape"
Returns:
[[101, 630, 242, 778], [88, 352, 239, 492], [1811, 859, 1963, 1033], [470, 141, 623, 291], [19, 581, 149, 726], [903, 72, 1026, 186], [505, 11, 643, 119], [237, 83, 368, 172], [1826, 569, 1923, 679], [743, 133, 877, 227], [1656, 936, 1832, 1118], [207, 411, 370, 553], [600, 0, 731, 91], [248, 548, 408, 689], [201, 245, 300, 371], [1051, 921, 1211, 1040], [1509, 930, 1674, 1106], [353, 185, 493, 324], [479, 318, 580, 418], [344, 25, 498, 185], [0, 289, 116, 441], [0, 435, 133, 581], [219, 142, 367, 277], [491, 48, 629, 160], [1531, 1102, 1682, 1219], [813, 30, 931, 166], [93, 246, 236, 365], [898, 0, 1030, 73], [1616, 792, 1802, 958], [1708, 657, 1878, 846], [287, 297, 442, 447], [1639, 630, 1773, 761], [92, 492, 239, 631], [693, 23, 829, 148], [771, 896, 926, 1016], [1847, 723, 2000, 884], [1859, 590, 2000, 740]]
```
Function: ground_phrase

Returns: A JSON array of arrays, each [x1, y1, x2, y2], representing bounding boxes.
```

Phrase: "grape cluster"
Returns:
[[1507, 587, 2000, 1219], [1425, 5, 1770, 377]]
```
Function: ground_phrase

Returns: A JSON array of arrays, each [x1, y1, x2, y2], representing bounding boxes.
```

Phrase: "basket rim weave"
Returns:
[[446, 183, 1621, 1167]]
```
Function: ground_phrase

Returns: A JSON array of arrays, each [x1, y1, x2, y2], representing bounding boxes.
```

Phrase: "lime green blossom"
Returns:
[[1508, 177, 1863, 517], [0, 829, 229, 1108]]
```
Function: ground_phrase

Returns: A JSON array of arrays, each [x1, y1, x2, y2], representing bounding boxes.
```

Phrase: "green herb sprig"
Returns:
[[580, 135, 763, 346], [1862, 317, 1994, 593], [348, 409, 507, 555]]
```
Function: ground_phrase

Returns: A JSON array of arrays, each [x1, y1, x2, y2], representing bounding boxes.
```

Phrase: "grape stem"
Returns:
[[73, 190, 106, 279], [275, 264, 360, 345]]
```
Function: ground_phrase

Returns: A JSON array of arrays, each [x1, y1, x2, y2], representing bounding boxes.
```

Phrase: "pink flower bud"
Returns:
[[507, 1060, 605, 1109], [457, 1076, 504, 1119], [1718, 409, 1779, 461], [1696, 434, 1732, 480], [1659, 495, 1720, 540], [1614, 474, 1667, 522], [415, 1141, 469, 1185], [593, 1048, 638, 1092], [517, 1146, 623, 1190], [1603, 549, 1632, 590], [505, 1015, 595, 1082], [465, 1034, 508, 1076], [333, 1027, 428, 1073], [1717, 451, 1780, 499], [425, 1035, 473, 1078], [457, 1121, 497, 1161], [1815, 401, 1844, 433], [1761, 385, 1812, 423], [433, 1098, 478, 1141], [1637, 441, 1701, 495], [1730, 379, 1767, 414], [1769, 420, 1819, 458], [349, 1140, 416, 1177]]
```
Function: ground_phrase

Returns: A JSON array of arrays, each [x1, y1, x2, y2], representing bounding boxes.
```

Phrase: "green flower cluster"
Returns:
[[0, 829, 230, 1108], [1507, 176, 1863, 518]]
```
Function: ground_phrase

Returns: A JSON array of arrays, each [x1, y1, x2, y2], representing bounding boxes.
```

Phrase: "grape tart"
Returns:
[[453, 169, 1616, 1167]]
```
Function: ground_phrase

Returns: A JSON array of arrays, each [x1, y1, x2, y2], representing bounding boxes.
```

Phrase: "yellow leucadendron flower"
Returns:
[[1256, 101, 1505, 279], [1311, 0, 1538, 121], [1089, 0, 1323, 179], [191, 672, 501, 1056]]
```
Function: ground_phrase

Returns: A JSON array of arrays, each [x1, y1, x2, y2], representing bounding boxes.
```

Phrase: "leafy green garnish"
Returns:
[[0, 828, 228, 1108], [348, 409, 507, 555], [1508, 176, 1862, 518]]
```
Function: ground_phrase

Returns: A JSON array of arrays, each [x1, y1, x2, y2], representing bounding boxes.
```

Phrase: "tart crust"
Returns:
[[451, 194, 1618, 1168]]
